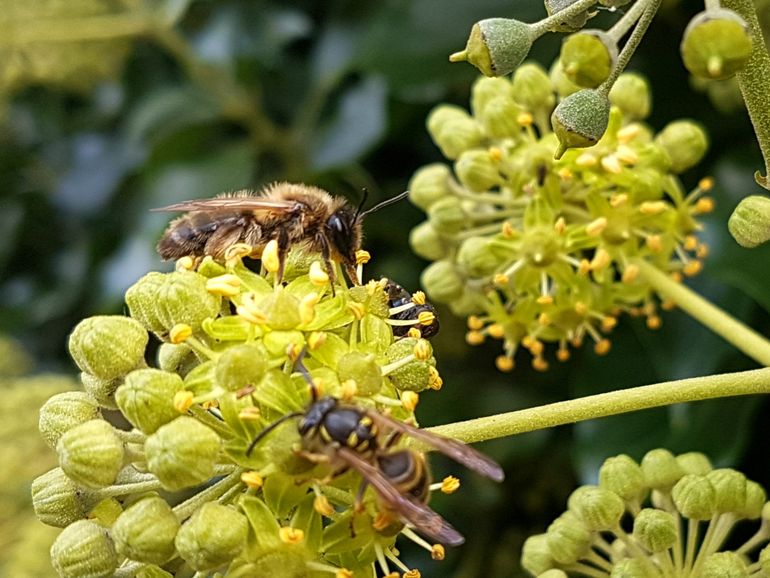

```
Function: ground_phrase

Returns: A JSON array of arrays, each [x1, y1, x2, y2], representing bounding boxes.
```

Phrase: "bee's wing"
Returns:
[[152, 197, 298, 212], [366, 412, 504, 482], [337, 447, 465, 546]]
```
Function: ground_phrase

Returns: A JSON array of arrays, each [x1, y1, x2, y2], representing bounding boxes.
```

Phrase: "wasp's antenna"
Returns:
[[360, 191, 409, 217], [293, 348, 321, 401], [354, 188, 370, 221], [245, 411, 304, 456]]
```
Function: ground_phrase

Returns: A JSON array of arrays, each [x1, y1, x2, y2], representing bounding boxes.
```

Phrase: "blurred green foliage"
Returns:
[[2, 1, 770, 577]]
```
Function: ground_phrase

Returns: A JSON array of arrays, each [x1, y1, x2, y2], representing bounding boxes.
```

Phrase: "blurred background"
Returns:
[[2, 1, 770, 576]]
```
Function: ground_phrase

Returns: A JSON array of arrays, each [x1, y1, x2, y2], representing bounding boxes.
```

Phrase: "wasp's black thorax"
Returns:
[[299, 396, 378, 455]]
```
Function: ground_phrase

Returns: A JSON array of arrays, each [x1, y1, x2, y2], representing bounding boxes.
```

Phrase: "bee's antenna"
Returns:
[[354, 188, 370, 221], [360, 191, 409, 217]]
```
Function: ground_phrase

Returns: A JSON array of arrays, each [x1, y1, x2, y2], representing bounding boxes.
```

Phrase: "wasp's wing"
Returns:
[[152, 197, 298, 212], [366, 412, 504, 482], [337, 447, 464, 546]]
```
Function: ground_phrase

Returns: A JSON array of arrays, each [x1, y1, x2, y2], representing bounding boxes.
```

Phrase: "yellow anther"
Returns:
[[431, 544, 446, 561], [414, 339, 432, 360], [383, 573, 399, 578], [695, 197, 715, 214], [517, 112, 534, 126], [307, 331, 327, 350], [698, 176, 714, 191], [309, 261, 330, 286], [401, 391, 419, 412], [201, 399, 219, 410], [536, 294, 554, 306], [175, 256, 195, 271], [661, 299, 676, 311], [347, 301, 366, 320], [493, 273, 510, 286], [621, 264, 640, 284], [487, 323, 505, 339], [428, 366, 443, 391], [467, 315, 484, 330], [311, 377, 325, 398], [372, 512, 395, 531], [241, 471, 263, 490], [617, 124, 641, 143], [173, 390, 194, 413], [574, 301, 589, 315], [647, 315, 662, 330], [683, 260, 703, 277], [237, 293, 267, 324], [411, 290, 427, 305], [594, 339, 612, 355], [610, 193, 629, 208], [404, 569, 421, 578], [488, 146, 503, 161], [417, 311, 435, 327], [262, 240, 281, 273], [578, 259, 591, 276], [600, 154, 623, 174], [571, 336, 584, 347], [407, 327, 422, 339], [538, 313, 551, 326], [586, 217, 608, 237], [238, 406, 261, 421], [355, 250, 371, 265], [601, 316, 618, 332], [224, 243, 252, 264], [340, 379, 357, 400], [640, 201, 667, 215], [696, 243, 709, 258], [465, 330, 485, 345], [558, 167, 574, 181], [557, 348, 570, 362], [169, 323, 193, 344], [590, 248, 611, 271], [495, 355, 514, 372], [646, 234, 663, 253], [532, 357, 549, 372], [683, 235, 698, 251], [615, 145, 639, 165], [279, 526, 304, 545], [299, 292, 321, 325], [554, 217, 567, 234], [336, 570, 353, 578], [206, 274, 241, 297], [670, 271, 683, 283], [501, 221, 517, 238], [576, 152, 598, 167], [441, 475, 461, 494]]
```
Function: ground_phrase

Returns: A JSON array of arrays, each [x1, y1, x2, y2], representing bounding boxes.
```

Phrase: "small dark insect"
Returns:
[[383, 278, 440, 339], [246, 359, 504, 546], [154, 182, 407, 284]]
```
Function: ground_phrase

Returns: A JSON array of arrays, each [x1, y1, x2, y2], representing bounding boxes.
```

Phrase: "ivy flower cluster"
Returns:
[[33, 245, 452, 578], [521, 449, 770, 578], [409, 66, 712, 372]]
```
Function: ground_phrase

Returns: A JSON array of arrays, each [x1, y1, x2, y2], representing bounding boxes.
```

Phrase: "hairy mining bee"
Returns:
[[383, 278, 440, 339], [154, 182, 407, 284], [246, 359, 503, 546]]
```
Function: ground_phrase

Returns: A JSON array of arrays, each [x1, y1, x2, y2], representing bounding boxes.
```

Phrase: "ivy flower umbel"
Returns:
[[410, 65, 712, 371], [522, 450, 770, 578], [33, 250, 456, 578]]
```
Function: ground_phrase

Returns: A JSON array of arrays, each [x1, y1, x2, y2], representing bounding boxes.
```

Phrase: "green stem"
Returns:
[[422, 367, 770, 445], [632, 258, 770, 366], [530, 0, 601, 37], [173, 467, 245, 520], [721, 0, 770, 188], [607, 0, 649, 42]]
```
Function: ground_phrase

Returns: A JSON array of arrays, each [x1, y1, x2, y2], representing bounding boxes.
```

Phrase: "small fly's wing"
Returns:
[[366, 412, 505, 482], [152, 196, 298, 213], [337, 447, 465, 546]]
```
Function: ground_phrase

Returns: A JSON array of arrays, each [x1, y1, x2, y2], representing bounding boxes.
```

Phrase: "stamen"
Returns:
[[299, 292, 321, 325], [401, 391, 419, 412], [175, 256, 195, 271], [586, 217, 608, 237], [238, 406, 261, 421], [313, 494, 334, 517], [411, 291, 427, 305], [309, 261, 330, 286], [307, 331, 327, 350], [278, 526, 304, 545], [173, 390, 194, 413], [639, 201, 667, 215], [601, 154, 622, 174], [224, 243, 253, 265], [206, 274, 241, 297], [262, 240, 280, 273], [241, 471, 263, 490], [169, 323, 193, 344]]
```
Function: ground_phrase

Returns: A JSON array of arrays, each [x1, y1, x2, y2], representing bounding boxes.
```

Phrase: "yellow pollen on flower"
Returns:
[[647, 315, 662, 330], [571, 335, 584, 347], [640, 201, 667, 215], [696, 243, 709, 258], [404, 569, 421, 578], [601, 154, 623, 174], [202, 399, 219, 410], [683, 260, 703, 277], [262, 239, 281, 273], [372, 512, 395, 531], [173, 390, 194, 413], [428, 366, 443, 390], [493, 273, 510, 286], [441, 475, 461, 494], [286, 342, 303, 362], [695, 197, 715, 214], [224, 243, 252, 264], [670, 271, 683, 283], [340, 379, 358, 400], [536, 295, 554, 305], [311, 377, 325, 398], [467, 315, 484, 330], [431, 544, 446, 561], [411, 291, 427, 305], [488, 146, 503, 161], [336, 570, 353, 578], [558, 167, 574, 181], [538, 313, 551, 326], [413, 339, 432, 360], [521, 335, 534, 348], [309, 261, 330, 286], [554, 217, 567, 234], [590, 248, 611, 271], [646, 234, 663, 253], [557, 348, 570, 362], [355, 250, 371, 265], [601, 316, 618, 332], [314, 494, 334, 517], [532, 357, 549, 371], [517, 112, 534, 126], [594, 339, 612, 355], [401, 391, 420, 412], [347, 302, 366, 319], [175, 256, 195, 271], [238, 406, 261, 421], [169, 323, 193, 344], [621, 264, 640, 284], [586, 217, 608, 237], [615, 144, 639, 165], [487, 323, 505, 339], [299, 292, 321, 325], [661, 299, 676, 311], [466, 330, 485, 345], [617, 124, 641, 143], [575, 152, 598, 167], [307, 331, 327, 350], [698, 176, 714, 191], [578, 259, 591, 276], [528, 339, 544, 356], [417, 311, 435, 327], [501, 221, 516, 238], [610, 193, 629, 208], [574, 301, 589, 315], [683, 235, 698, 251], [241, 471, 263, 489], [206, 274, 241, 297], [237, 293, 267, 324], [495, 355, 514, 372], [383, 574, 399, 578], [407, 327, 422, 339], [279, 527, 304, 545]]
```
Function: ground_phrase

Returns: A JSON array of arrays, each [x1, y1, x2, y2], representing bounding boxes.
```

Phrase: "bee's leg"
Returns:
[[345, 262, 361, 286], [276, 229, 290, 284], [317, 234, 337, 297]]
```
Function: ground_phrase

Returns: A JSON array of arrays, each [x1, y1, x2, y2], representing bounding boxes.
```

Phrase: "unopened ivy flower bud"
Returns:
[[116, 368, 185, 434], [478, 96, 523, 138], [215, 343, 269, 392], [567, 486, 625, 530], [599, 454, 646, 502], [609, 73, 651, 120], [672, 474, 717, 520], [50, 519, 118, 578], [68, 316, 148, 380], [457, 236, 506, 277], [144, 416, 221, 491], [521, 534, 555, 575], [337, 351, 383, 396], [80, 373, 121, 409], [427, 106, 483, 159], [641, 448, 685, 490], [560, 30, 618, 88], [633, 508, 677, 552], [32, 467, 97, 527], [409, 164, 452, 211], [112, 496, 180, 564], [739, 480, 766, 518], [513, 63, 555, 113], [175, 502, 248, 571], [450, 18, 534, 77], [610, 558, 649, 578], [707, 468, 747, 514], [455, 149, 502, 191], [702, 551, 748, 577], [410, 221, 448, 261], [126, 271, 221, 333], [676, 451, 713, 475], [655, 120, 708, 173], [428, 197, 466, 235], [57, 419, 124, 489], [551, 89, 610, 159], [681, 9, 752, 80], [39, 391, 101, 448], [546, 511, 592, 564], [421, 260, 464, 303], [728, 195, 770, 248]]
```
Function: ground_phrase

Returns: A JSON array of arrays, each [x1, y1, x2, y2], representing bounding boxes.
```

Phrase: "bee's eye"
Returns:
[[328, 214, 346, 233]]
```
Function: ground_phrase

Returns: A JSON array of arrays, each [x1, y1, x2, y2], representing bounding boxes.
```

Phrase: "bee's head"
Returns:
[[325, 206, 362, 265]]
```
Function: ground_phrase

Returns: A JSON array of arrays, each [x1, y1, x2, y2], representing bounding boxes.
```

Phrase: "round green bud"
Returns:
[[759, 544, 770, 575], [32, 467, 97, 527], [57, 419, 124, 489], [428, 196, 467, 234], [215, 343, 269, 392], [560, 30, 617, 89], [50, 519, 118, 578], [39, 391, 101, 449], [546, 511, 592, 564], [676, 451, 713, 475], [545, 0, 590, 32], [116, 368, 184, 434], [654, 120, 708, 173], [738, 480, 766, 519], [538, 571, 569, 578], [608, 72, 651, 120], [112, 496, 180, 564], [550, 60, 581, 98], [80, 373, 121, 410], [672, 474, 717, 520], [421, 260, 464, 304], [457, 236, 506, 277], [145, 416, 221, 491], [610, 558, 649, 578], [641, 448, 685, 490], [125, 271, 221, 333], [681, 9, 752, 80], [598, 454, 646, 502], [478, 96, 523, 139], [448, 287, 484, 317], [706, 468, 747, 514], [521, 534, 555, 575], [702, 551, 748, 578], [471, 76, 515, 117], [551, 89, 610, 159], [728, 195, 770, 248], [175, 502, 248, 571], [137, 567, 174, 578], [385, 338, 432, 392], [567, 485, 625, 530], [157, 342, 194, 373], [632, 508, 677, 552], [450, 18, 533, 77], [427, 105, 473, 137], [410, 221, 448, 261], [408, 163, 453, 211], [337, 351, 383, 396], [455, 149, 503, 192], [513, 62, 556, 112], [427, 106, 483, 160], [68, 316, 148, 381], [258, 288, 301, 330]]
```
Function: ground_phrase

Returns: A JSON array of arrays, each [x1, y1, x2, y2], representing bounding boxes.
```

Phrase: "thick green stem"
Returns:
[[422, 367, 770, 445], [633, 258, 770, 366], [722, 0, 770, 188], [531, 0, 600, 36]]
